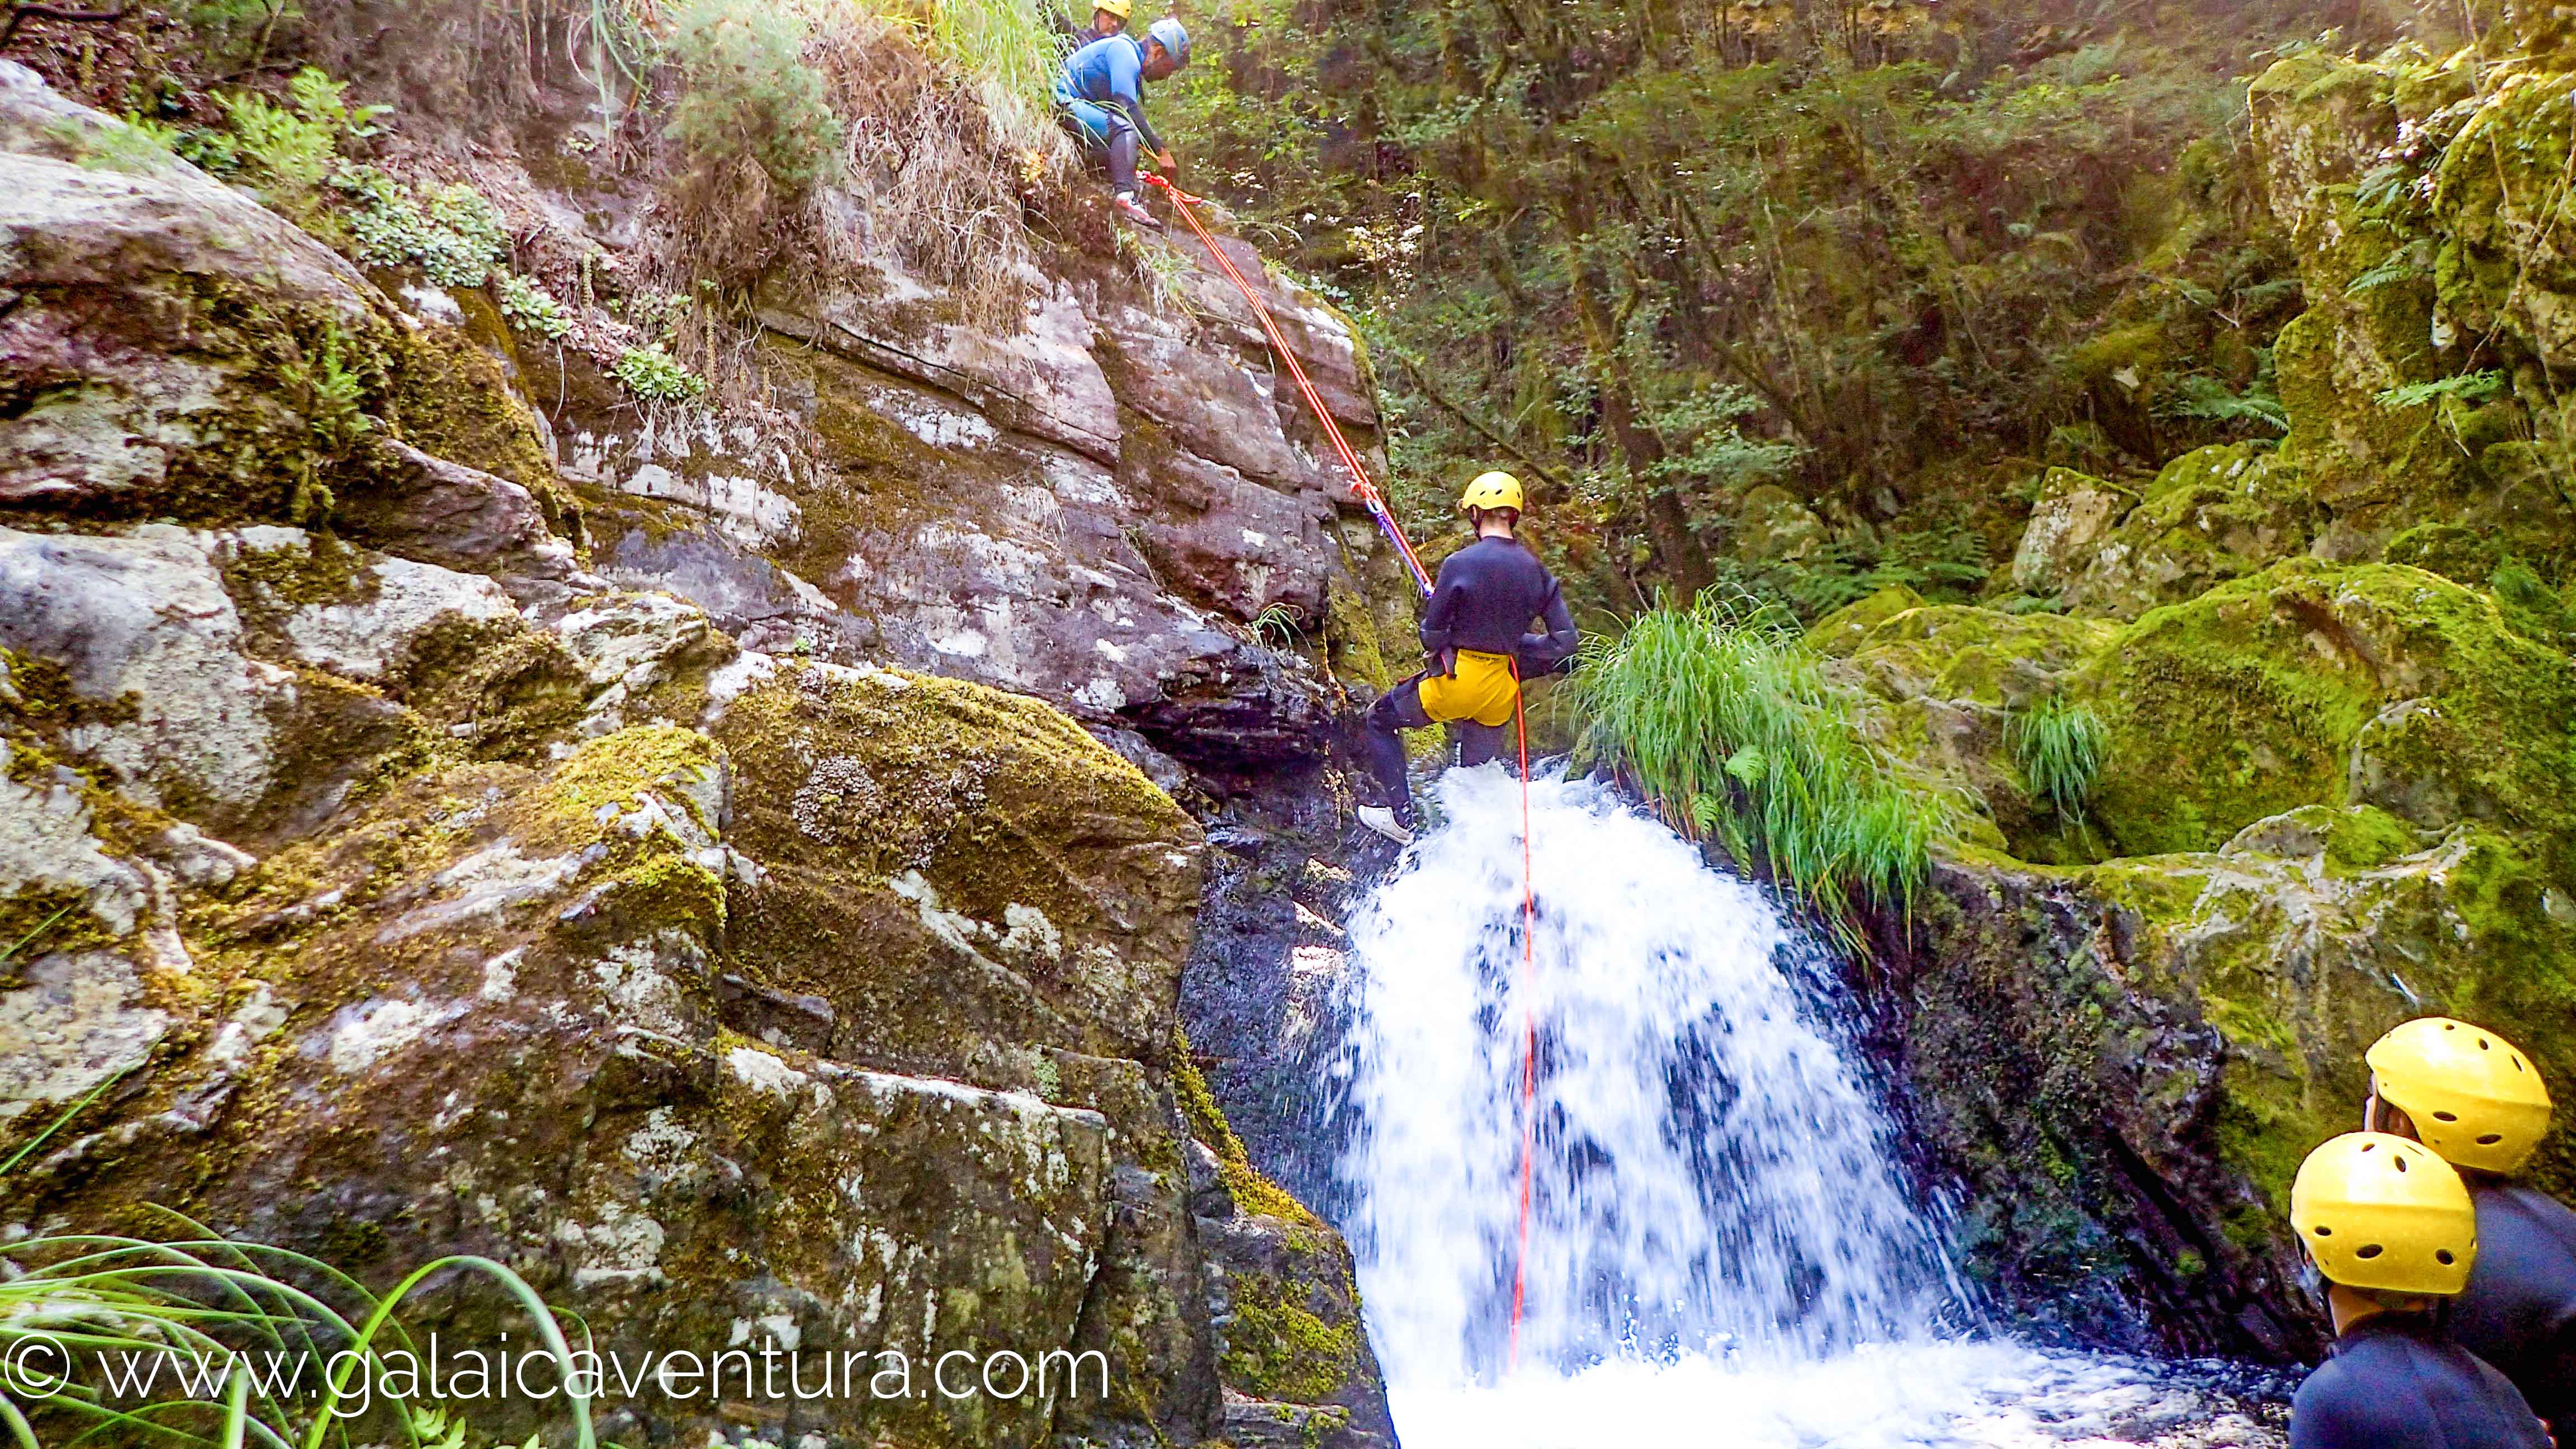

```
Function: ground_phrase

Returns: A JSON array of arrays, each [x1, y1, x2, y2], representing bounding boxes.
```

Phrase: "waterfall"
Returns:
[[1327, 768, 2265, 1448]]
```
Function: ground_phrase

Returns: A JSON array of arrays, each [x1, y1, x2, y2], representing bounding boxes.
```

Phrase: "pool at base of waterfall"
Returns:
[[1387, 1341, 2291, 1449]]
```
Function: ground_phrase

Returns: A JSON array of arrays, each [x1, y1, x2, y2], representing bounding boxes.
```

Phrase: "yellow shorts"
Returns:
[[1418, 650, 1521, 728]]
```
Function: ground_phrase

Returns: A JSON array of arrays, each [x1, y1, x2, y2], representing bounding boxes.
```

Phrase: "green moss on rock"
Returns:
[[2079, 558, 2576, 867]]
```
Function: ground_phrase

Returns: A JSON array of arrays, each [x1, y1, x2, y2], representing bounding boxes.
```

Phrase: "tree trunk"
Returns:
[[1556, 181, 1712, 600]]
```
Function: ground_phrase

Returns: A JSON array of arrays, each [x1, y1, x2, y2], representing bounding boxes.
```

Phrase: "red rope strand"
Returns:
[[1144, 177, 1435, 596], [1143, 182, 1538, 1370]]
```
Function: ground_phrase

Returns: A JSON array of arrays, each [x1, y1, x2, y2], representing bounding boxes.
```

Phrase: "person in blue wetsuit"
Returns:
[[2288, 1131, 2553, 1449], [1356, 470, 1579, 846], [1055, 18, 1190, 226], [2364, 1017, 2576, 1445]]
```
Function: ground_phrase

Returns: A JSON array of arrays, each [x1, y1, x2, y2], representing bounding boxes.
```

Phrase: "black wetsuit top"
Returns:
[[1418, 536, 1579, 674], [2453, 1181, 2576, 1436], [2292, 1313, 2551, 1449]]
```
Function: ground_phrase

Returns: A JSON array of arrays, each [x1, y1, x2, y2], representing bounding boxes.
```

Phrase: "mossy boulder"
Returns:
[[2248, 51, 2491, 541], [1807, 583, 1928, 658], [2433, 68, 2576, 373], [2076, 558, 2576, 866], [1734, 484, 1827, 562], [710, 659, 1204, 1077], [2009, 467, 2138, 597], [1826, 600, 2115, 853], [2063, 446, 2319, 619], [0, 65, 570, 551]]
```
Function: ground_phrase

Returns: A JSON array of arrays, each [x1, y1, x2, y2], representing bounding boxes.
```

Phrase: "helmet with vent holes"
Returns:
[[2368, 1017, 2554, 1173], [2291, 1132, 2477, 1295]]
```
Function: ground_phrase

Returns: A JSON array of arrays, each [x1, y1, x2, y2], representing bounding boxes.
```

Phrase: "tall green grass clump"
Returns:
[[2007, 694, 2107, 825], [1568, 593, 1959, 929], [920, 0, 1066, 155]]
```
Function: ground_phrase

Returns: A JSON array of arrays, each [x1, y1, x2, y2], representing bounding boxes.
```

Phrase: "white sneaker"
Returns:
[[1357, 806, 1414, 846], [1112, 192, 1154, 225]]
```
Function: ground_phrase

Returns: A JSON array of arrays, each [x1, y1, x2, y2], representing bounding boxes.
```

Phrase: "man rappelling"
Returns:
[[1357, 471, 1580, 846], [1055, 16, 1191, 228]]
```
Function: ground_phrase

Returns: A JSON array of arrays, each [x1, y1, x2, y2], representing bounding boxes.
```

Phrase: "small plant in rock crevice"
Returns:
[[211, 65, 386, 224], [2008, 693, 2108, 827], [613, 344, 711, 402], [1251, 603, 1306, 654], [496, 271, 574, 340], [339, 167, 509, 287]]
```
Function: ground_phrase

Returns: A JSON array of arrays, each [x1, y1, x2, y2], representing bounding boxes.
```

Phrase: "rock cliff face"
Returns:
[[0, 43, 1397, 1449], [1829, 15, 2576, 1361]]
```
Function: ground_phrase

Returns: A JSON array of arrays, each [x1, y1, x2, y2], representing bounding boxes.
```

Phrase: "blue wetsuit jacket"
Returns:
[[1055, 35, 1164, 154], [2452, 1181, 2576, 1436], [2291, 1313, 2550, 1449]]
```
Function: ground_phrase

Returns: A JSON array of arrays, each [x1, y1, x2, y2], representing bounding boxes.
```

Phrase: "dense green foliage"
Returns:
[[1168, 0, 2425, 617], [1568, 593, 1958, 927]]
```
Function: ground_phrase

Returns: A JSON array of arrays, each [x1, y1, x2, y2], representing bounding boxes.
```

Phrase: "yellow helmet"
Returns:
[[2291, 1132, 2477, 1295], [2367, 1016, 2554, 1173], [1459, 470, 1525, 515], [1094, 0, 1131, 16]]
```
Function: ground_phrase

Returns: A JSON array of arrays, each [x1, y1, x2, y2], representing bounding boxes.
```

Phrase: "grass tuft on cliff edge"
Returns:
[[1568, 593, 1963, 933]]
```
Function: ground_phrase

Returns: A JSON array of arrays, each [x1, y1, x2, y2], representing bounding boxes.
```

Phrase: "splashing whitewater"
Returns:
[[1327, 767, 2283, 1449]]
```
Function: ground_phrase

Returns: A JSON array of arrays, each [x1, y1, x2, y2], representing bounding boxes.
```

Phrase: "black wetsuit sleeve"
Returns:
[[1419, 555, 1468, 660], [1518, 576, 1579, 676]]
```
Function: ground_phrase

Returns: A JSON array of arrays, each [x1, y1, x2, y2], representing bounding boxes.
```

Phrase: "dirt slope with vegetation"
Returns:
[[0, 0, 1409, 1442], [1169, 0, 2576, 1365]]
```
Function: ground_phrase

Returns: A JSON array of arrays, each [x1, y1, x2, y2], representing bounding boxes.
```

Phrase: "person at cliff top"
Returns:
[[1055, 17, 1189, 227], [2365, 1016, 2576, 1442], [1356, 471, 1580, 847], [2288, 1131, 2551, 1449], [1077, 0, 1131, 45]]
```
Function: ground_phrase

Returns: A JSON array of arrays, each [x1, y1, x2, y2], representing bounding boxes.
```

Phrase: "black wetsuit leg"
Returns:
[[1363, 675, 1433, 824], [1106, 127, 1140, 192], [1453, 720, 1510, 771]]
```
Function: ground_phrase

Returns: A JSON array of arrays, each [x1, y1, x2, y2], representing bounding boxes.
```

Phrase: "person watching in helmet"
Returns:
[[1078, 0, 1131, 43], [2288, 1132, 2551, 1449], [1356, 471, 1579, 846], [1054, 16, 1190, 226], [2365, 1017, 2576, 1441]]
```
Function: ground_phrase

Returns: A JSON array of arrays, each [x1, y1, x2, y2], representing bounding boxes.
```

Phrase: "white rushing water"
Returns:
[[1329, 767, 2277, 1449]]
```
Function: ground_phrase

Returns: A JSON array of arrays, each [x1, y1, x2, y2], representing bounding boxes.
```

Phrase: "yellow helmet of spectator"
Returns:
[[1095, 0, 1133, 17], [2368, 1016, 2555, 1173], [2291, 1132, 2478, 1296]]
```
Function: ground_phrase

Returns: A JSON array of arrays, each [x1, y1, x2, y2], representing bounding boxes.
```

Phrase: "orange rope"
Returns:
[[1141, 181, 1541, 1370], [1143, 176, 1435, 596]]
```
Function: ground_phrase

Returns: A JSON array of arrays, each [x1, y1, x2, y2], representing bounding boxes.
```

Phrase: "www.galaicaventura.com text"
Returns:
[[3, 1333, 1111, 1412]]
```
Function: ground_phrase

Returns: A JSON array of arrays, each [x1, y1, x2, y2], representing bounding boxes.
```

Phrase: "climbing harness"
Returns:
[[1143, 176, 1435, 597], [1144, 176, 1542, 1368]]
